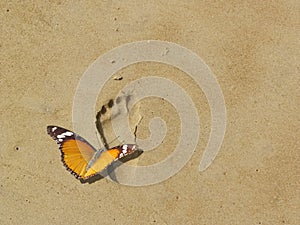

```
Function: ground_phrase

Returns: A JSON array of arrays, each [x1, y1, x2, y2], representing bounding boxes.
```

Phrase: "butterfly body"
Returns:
[[47, 126, 140, 180]]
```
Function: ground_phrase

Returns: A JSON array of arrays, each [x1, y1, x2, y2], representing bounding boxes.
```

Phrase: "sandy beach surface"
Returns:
[[0, 1, 299, 224]]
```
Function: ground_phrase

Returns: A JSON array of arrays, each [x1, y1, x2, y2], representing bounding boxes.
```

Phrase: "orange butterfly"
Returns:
[[47, 126, 141, 180]]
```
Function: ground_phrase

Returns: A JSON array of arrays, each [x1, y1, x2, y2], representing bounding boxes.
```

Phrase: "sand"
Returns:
[[0, 1, 299, 224]]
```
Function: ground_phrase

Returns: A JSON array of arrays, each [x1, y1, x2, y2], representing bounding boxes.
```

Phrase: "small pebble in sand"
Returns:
[[113, 75, 123, 81]]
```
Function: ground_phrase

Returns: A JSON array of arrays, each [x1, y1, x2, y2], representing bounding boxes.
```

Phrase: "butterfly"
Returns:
[[47, 125, 141, 180]]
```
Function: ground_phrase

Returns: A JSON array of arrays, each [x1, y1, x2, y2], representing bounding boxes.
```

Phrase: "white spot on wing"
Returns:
[[52, 127, 57, 132], [63, 131, 73, 136], [57, 134, 65, 139], [122, 145, 128, 154]]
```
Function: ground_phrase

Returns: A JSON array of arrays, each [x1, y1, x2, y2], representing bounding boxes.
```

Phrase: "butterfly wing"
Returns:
[[47, 126, 97, 179], [84, 144, 138, 179]]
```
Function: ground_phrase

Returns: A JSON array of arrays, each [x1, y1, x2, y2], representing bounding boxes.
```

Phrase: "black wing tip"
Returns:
[[46, 125, 58, 135], [47, 125, 73, 138], [46, 125, 68, 131], [47, 125, 56, 129], [46, 125, 52, 133]]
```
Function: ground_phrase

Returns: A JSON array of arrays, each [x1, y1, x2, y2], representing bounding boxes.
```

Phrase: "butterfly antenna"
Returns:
[[133, 116, 143, 144], [107, 135, 120, 146], [134, 125, 138, 144]]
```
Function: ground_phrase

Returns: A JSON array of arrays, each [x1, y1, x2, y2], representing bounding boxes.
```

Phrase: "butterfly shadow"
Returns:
[[80, 149, 143, 184]]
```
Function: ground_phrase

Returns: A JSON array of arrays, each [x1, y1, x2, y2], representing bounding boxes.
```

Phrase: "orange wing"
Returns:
[[61, 139, 96, 179], [47, 126, 96, 179], [83, 144, 139, 180], [84, 148, 122, 179], [47, 126, 140, 180]]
